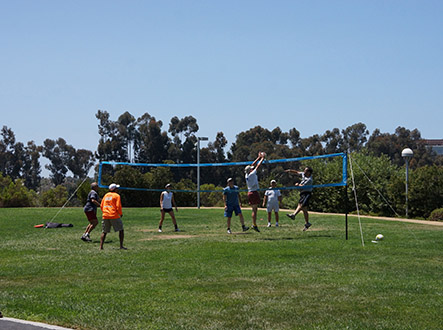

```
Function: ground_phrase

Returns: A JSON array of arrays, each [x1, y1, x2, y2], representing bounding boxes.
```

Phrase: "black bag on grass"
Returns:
[[45, 222, 73, 228]]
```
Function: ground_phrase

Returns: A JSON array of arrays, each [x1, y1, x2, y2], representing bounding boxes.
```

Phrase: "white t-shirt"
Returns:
[[161, 191, 173, 209], [265, 188, 281, 204], [245, 169, 259, 192]]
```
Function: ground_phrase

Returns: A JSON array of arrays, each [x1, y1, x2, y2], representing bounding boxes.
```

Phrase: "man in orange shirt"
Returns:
[[100, 183, 127, 250]]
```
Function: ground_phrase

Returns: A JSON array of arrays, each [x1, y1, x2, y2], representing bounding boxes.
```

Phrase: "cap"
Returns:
[[165, 183, 172, 188], [109, 183, 120, 191], [270, 179, 276, 184], [227, 178, 233, 183], [244, 165, 253, 173]]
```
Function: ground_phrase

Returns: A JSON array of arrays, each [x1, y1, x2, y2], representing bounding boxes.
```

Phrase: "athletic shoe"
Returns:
[[175, 228, 180, 232], [81, 235, 88, 242], [158, 228, 162, 233], [303, 222, 312, 231], [267, 223, 271, 227], [252, 226, 260, 232], [242, 225, 249, 232], [286, 213, 295, 220], [275, 223, 279, 227], [227, 229, 232, 234]]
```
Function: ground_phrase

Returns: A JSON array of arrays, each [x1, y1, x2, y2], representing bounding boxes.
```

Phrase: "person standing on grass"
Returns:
[[263, 179, 282, 227], [100, 183, 126, 250], [245, 152, 266, 232], [158, 184, 180, 232], [285, 167, 313, 231], [81, 182, 101, 242], [223, 178, 249, 234]]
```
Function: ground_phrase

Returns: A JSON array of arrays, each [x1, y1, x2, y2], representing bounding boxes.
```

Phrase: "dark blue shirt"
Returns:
[[223, 185, 240, 207]]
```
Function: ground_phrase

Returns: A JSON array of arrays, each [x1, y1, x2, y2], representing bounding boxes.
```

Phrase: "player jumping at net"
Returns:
[[244, 152, 266, 232], [285, 167, 313, 231], [158, 183, 180, 232], [263, 179, 282, 227], [223, 178, 249, 234]]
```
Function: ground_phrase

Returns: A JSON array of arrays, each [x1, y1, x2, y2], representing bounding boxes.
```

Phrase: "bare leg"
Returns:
[[85, 219, 98, 235], [100, 232, 107, 250], [158, 211, 166, 228], [275, 212, 279, 223], [170, 212, 178, 227], [227, 217, 231, 229], [252, 204, 258, 226], [239, 213, 245, 226], [302, 207, 309, 223], [293, 203, 303, 217], [267, 212, 272, 223]]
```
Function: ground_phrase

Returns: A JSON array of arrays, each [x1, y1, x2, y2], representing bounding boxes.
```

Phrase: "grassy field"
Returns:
[[0, 207, 442, 329]]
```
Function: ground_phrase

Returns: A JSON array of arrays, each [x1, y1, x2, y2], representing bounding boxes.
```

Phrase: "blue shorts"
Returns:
[[224, 205, 242, 218]]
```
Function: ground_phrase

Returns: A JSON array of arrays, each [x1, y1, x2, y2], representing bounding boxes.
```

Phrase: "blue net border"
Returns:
[[98, 152, 347, 192]]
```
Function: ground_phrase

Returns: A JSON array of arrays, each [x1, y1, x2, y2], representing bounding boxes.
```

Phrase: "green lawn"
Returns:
[[0, 207, 442, 329]]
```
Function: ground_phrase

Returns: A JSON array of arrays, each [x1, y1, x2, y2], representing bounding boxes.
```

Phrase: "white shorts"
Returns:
[[267, 201, 279, 213]]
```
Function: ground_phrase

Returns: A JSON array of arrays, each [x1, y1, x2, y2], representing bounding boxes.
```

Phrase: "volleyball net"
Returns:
[[97, 152, 347, 193]]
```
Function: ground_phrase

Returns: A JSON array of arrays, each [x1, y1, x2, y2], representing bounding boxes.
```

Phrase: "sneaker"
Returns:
[[158, 228, 162, 233], [242, 225, 249, 232], [303, 222, 312, 231], [286, 213, 295, 220], [227, 229, 232, 234], [267, 223, 271, 227], [252, 226, 260, 232], [276, 222, 279, 227], [175, 228, 180, 232], [81, 235, 87, 241]]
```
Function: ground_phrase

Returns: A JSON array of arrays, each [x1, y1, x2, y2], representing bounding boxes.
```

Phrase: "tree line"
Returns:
[[1, 110, 442, 218]]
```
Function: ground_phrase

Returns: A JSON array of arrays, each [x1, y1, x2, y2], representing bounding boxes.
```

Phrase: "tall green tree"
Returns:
[[96, 110, 128, 162], [43, 138, 73, 186], [135, 113, 170, 163]]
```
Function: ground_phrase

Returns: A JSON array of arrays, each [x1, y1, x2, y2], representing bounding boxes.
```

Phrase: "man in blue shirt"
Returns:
[[223, 178, 249, 234]]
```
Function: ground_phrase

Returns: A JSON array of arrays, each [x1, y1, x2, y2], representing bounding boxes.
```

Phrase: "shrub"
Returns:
[[40, 185, 68, 207], [429, 208, 443, 221], [0, 176, 37, 207]]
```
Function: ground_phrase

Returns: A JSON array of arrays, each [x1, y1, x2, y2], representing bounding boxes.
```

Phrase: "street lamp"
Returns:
[[197, 136, 208, 209], [401, 148, 413, 218]]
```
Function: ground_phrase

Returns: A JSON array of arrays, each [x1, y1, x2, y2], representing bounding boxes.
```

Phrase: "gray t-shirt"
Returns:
[[300, 174, 313, 192], [84, 190, 99, 212]]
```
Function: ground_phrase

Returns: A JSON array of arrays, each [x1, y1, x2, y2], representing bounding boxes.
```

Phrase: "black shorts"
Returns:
[[161, 208, 173, 213], [299, 192, 311, 207]]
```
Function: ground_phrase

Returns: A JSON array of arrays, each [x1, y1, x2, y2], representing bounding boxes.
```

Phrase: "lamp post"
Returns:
[[197, 136, 208, 209], [401, 148, 413, 218]]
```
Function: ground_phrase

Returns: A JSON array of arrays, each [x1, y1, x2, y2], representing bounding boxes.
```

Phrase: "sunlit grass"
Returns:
[[0, 207, 442, 329]]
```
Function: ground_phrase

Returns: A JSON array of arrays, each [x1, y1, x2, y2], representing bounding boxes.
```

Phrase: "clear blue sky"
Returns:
[[1, 0, 442, 157]]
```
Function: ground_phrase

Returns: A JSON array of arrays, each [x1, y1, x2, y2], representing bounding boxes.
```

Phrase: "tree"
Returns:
[[22, 141, 42, 191], [135, 113, 170, 163], [96, 110, 128, 162], [42, 138, 73, 186], [367, 126, 436, 168], [341, 122, 369, 152], [0, 127, 42, 190], [68, 149, 95, 179], [168, 116, 199, 163], [117, 111, 137, 162], [0, 126, 18, 179], [321, 128, 344, 154]]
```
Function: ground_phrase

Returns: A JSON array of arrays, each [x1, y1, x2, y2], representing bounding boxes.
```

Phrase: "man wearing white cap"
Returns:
[[100, 183, 126, 250], [263, 179, 282, 227]]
